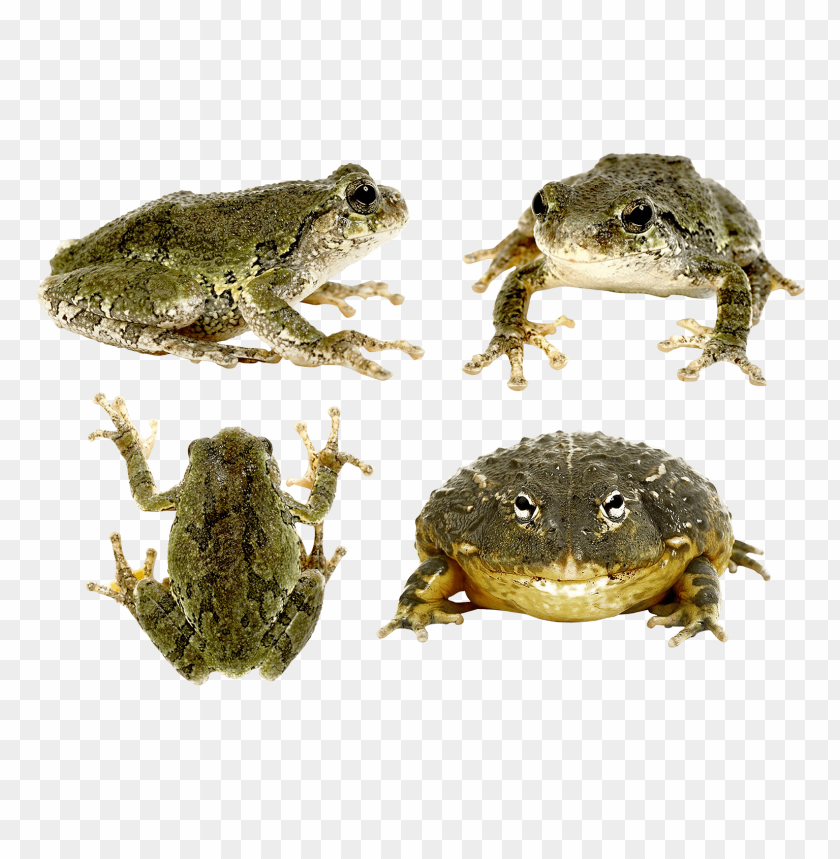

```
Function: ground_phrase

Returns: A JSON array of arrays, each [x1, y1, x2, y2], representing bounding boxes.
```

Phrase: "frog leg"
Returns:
[[301, 281, 405, 318], [87, 532, 212, 684], [657, 257, 767, 386], [463, 259, 575, 391], [728, 538, 769, 580], [463, 208, 542, 294], [280, 407, 373, 526], [240, 269, 423, 381], [38, 261, 279, 368], [742, 252, 803, 327], [88, 393, 180, 512], [378, 554, 478, 642], [646, 556, 729, 647]]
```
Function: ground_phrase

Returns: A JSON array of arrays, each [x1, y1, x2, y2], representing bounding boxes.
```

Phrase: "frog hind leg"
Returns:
[[742, 251, 804, 327], [377, 554, 478, 642], [87, 532, 213, 684], [240, 272, 424, 381], [301, 280, 405, 318], [462, 264, 575, 391], [646, 556, 728, 648], [463, 208, 543, 294], [657, 258, 766, 386], [38, 263, 280, 368]]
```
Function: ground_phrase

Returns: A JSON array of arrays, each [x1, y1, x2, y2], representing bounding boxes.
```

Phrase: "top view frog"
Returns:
[[463, 153, 803, 389], [37, 164, 423, 381]]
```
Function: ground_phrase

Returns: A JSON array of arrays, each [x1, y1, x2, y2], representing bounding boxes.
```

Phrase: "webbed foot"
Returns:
[[89, 393, 158, 459], [287, 406, 374, 489], [302, 281, 405, 318], [658, 320, 766, 386], [647, 599, 729, 648], [87, 532, 158, 617], [463, 217, 542, 294], [463, 316, 575, 390]]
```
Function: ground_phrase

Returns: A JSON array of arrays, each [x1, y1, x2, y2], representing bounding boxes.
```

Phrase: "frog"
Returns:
[[378, 430, 769, 648], [462, 153, 803, 389], [86, 393, 373, 684], [38, 164, 423, 381]]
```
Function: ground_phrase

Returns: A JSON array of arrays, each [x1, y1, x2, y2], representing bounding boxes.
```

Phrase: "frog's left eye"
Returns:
[[621, 199, 655, 233], [346, 177, 380, 214], [514, 492, 537, 523], [602, 491, 626, 521], [259, 437, 273, 455]]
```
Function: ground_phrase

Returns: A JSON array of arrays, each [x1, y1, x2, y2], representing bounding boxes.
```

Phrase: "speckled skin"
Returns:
[[379, 430, 768, 647], [463, 154, 803, 389], [87, 395, 372, 684], [38, 164, 423, 380]]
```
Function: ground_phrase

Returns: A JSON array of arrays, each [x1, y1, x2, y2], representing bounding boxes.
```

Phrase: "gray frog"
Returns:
[[87, 394, 371, 684], [463, 154, 802, 389], [39, 164, 422, 380], [379, 430, 768, 648]]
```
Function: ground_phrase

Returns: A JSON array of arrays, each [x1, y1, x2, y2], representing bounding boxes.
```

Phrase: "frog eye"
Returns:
[[514, 492, 537, 523], [531, 189, 548, 219], [621, 199, 655, 233], [259, 437, 273, 455], [602, 491, 626, 521], [346, 177, 380, 214]]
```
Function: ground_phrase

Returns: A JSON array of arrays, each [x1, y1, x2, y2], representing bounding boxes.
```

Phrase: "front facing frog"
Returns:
[[39, 164, 422, 380], [87, 394, 372, 684], [463, 154, 802, 389], [379, 430, 768, 647]]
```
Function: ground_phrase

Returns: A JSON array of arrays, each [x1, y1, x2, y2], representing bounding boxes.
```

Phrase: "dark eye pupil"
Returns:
[[353, 184, 377, 205], [515, 496, 532, 511], [531, 190, 547, 217], [605, 494, 623, 511], [627, 204, 652, 227]]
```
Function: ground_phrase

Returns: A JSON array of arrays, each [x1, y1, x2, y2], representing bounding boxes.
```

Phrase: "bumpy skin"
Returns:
[[379, 430, 768, 647], [87, 394, 371, 684], [463, 154, 803, 389], [38, 164, 423, 380]]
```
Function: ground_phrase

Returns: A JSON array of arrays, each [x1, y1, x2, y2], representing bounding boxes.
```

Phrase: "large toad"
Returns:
[[379, 430, 768, 647]]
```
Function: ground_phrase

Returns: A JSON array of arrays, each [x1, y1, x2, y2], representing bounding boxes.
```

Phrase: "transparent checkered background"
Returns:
[[1, 2, 837, 857]]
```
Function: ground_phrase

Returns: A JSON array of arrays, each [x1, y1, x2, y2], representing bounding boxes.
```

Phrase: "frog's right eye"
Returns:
[[260, 437, 273, 455], [531, 189, 548, 219], [621, 199, 655, 233], [346, 177, 380, 214], [514, 492, 537, 522]]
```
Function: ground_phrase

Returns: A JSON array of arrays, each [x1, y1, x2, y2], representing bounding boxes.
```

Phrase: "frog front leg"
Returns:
[[240, 269, 423, 381], [658, 257, 766, 386], [378, 554, 478, 642], [88, 393, 180, 512], [462, 259, 575, 391], [88, 533, 213, 684], [646, 556, 729, 647], [38, 259, 280, 368], [301, 281, 405, 318], [463, 208, 543, 294]]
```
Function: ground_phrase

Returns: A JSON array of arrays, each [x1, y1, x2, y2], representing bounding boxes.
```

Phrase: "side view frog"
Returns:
[[86, 394, 372, 684], [463, 153, 803, 389], [39, 164, 423, 381], [378, 430, 768, 648]]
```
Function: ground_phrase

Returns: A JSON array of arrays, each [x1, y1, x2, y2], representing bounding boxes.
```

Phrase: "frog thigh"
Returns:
[[38, 258, 206, 329], [259, 570, 326, 681], [133, 578, 213, 685]]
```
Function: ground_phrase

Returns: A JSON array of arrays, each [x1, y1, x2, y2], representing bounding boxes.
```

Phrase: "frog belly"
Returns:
[[546, 254, 716, 299], [462, 559, 685, 623]]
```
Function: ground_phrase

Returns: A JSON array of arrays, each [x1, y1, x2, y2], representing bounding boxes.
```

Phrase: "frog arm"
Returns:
[[283, 466, 339, 526], [647, 555, 728, 647], [463, 207, 541, 294], [463, 257, 575, 391], [377, 553, 478, 642], [239, 269, 423, 381], [89, 394, 180, 512], [301, 281, 404, 318], [87, 533, 212, 684], [657, 256, 766, 385]]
